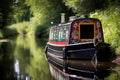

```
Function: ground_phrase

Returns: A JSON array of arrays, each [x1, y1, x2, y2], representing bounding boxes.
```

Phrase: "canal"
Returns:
[[0, 35, 51, 80], [0, 35, 120, 80]]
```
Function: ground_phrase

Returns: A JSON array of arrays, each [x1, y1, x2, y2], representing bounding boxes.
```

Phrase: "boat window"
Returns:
[[49, 26, 69, 42], [70, 23, 95, 43], [80, 24, 94, 39], [49, 29, 53, 40], [53, 30, 56, 41], [58, 27, 69, 42]]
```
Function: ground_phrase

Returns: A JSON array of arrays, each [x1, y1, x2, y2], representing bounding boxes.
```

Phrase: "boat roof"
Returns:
[[51, 17, 101, 28]]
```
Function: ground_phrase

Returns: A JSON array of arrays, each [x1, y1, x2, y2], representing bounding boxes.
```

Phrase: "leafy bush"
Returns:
[[3, 22, 29, 36], [90, 6, 120, 55], [35, 24, 49, 38]]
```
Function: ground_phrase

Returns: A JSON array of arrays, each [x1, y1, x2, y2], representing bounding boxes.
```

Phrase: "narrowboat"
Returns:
[[45, 14, 114, 61]]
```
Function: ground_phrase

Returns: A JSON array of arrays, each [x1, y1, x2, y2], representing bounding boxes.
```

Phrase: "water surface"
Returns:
[[0, 36, 51, 80], [0, 36, 120, 80]]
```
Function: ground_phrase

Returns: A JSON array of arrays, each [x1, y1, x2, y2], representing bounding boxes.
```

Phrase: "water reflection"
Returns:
[[47, 53, 120, 80], [14, 59, 32, 80], [0, 36, 51, 80], [14, 59, 20, 77], [50, 62, 120, 80], [13, 35, 51, 80], [0, 41, 14, 80]]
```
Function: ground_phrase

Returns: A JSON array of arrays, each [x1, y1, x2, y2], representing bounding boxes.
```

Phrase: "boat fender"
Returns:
[[44, 45, 48, 54], [44, 45, 48, 60], [93, 38, 98, 46]]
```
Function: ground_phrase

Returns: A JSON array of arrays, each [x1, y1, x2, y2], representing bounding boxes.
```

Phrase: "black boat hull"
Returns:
[[45, 42, 115, 61]]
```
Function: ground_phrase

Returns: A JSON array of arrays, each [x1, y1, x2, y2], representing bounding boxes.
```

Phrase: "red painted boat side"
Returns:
[[48, 42, 68, 46]]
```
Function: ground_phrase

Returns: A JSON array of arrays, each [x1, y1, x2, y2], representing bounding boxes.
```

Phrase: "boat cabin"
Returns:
[[48, 18, 103, 46]]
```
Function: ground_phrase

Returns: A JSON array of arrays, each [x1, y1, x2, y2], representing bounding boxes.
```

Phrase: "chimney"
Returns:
[[69, 16, 77, 22], [61, 13, 65, 23]]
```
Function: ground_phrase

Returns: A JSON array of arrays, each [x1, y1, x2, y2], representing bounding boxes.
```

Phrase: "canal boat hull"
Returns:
[[45, 42, 113, 61]]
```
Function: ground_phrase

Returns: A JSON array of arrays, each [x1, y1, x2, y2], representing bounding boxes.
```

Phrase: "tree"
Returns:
[[0, 0, 13, 27], [64, 0, 109, 16], [24, 0, 74, 37], [12, 0, 31, 22]]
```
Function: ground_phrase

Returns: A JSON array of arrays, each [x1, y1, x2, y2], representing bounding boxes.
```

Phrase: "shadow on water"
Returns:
[[0, 40, 14, 80], [0, 35, 51, 80]]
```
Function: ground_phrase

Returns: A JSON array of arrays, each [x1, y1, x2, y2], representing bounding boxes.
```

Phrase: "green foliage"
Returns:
[[0, 0, 13, 26], [90, 6, 120, 55], [1, 0, 120, 54], [5, 0, 73, 37], [105, 72, 120, 80], [12, 0, 31, 22], [64, 0, 109, 16], [1, 21, 31, 38], [35, 24, 49, 38], [0, 26, 18, 38], [0, 30, 3, 38]]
